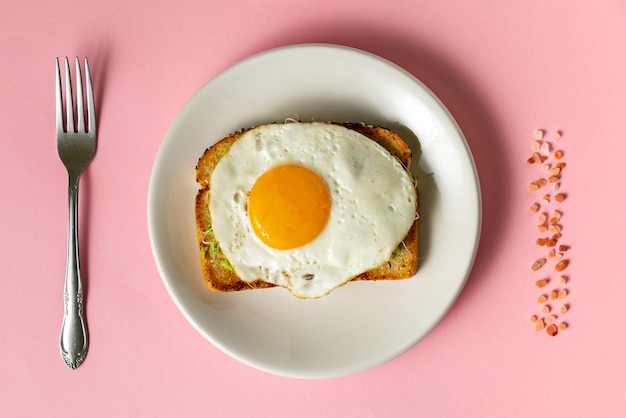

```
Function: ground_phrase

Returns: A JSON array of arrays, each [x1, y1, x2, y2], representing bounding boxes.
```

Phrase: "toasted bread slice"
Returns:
[[195, 122, 419, 293]]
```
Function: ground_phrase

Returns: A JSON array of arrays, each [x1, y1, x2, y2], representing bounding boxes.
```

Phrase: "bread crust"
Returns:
[[195, 122, 419, 293]]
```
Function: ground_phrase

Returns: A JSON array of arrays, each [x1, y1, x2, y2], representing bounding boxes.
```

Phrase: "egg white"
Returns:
[[209, 122, 417, 298]]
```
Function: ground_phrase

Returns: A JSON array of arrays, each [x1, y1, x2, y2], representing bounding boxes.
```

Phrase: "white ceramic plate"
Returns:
[[148, 44, 481, 379]]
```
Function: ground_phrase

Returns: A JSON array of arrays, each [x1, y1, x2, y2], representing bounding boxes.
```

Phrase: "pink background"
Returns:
[[2, 0, 625, 416]]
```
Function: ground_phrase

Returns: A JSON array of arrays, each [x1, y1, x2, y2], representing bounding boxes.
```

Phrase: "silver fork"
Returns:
[[56, 57, 96, 369]]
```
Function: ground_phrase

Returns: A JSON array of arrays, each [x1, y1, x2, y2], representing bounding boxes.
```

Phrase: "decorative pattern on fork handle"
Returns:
[[61, 289, 86, 369]]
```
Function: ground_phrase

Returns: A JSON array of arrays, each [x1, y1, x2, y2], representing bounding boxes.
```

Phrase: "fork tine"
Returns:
[[84, 58, 96, 134], [55, 58, 64, 134], [75, 57, 85, 132], [64, 57, 74, 134]]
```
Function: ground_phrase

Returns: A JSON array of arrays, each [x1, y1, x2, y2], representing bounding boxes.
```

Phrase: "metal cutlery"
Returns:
[[56, 57, 96, 369]]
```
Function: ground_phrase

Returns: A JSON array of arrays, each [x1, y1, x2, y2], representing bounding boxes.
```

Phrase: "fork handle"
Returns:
[[60, 181, 88, 369]]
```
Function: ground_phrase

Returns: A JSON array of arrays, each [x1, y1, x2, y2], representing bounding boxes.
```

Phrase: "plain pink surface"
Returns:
[[1, 0, 625, 416]]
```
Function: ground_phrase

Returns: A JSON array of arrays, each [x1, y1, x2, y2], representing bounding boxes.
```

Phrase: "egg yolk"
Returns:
[[248, 164, 331, 250]]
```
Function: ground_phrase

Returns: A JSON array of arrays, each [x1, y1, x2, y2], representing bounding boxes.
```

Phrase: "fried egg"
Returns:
[[209, 122, 416, 298]]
